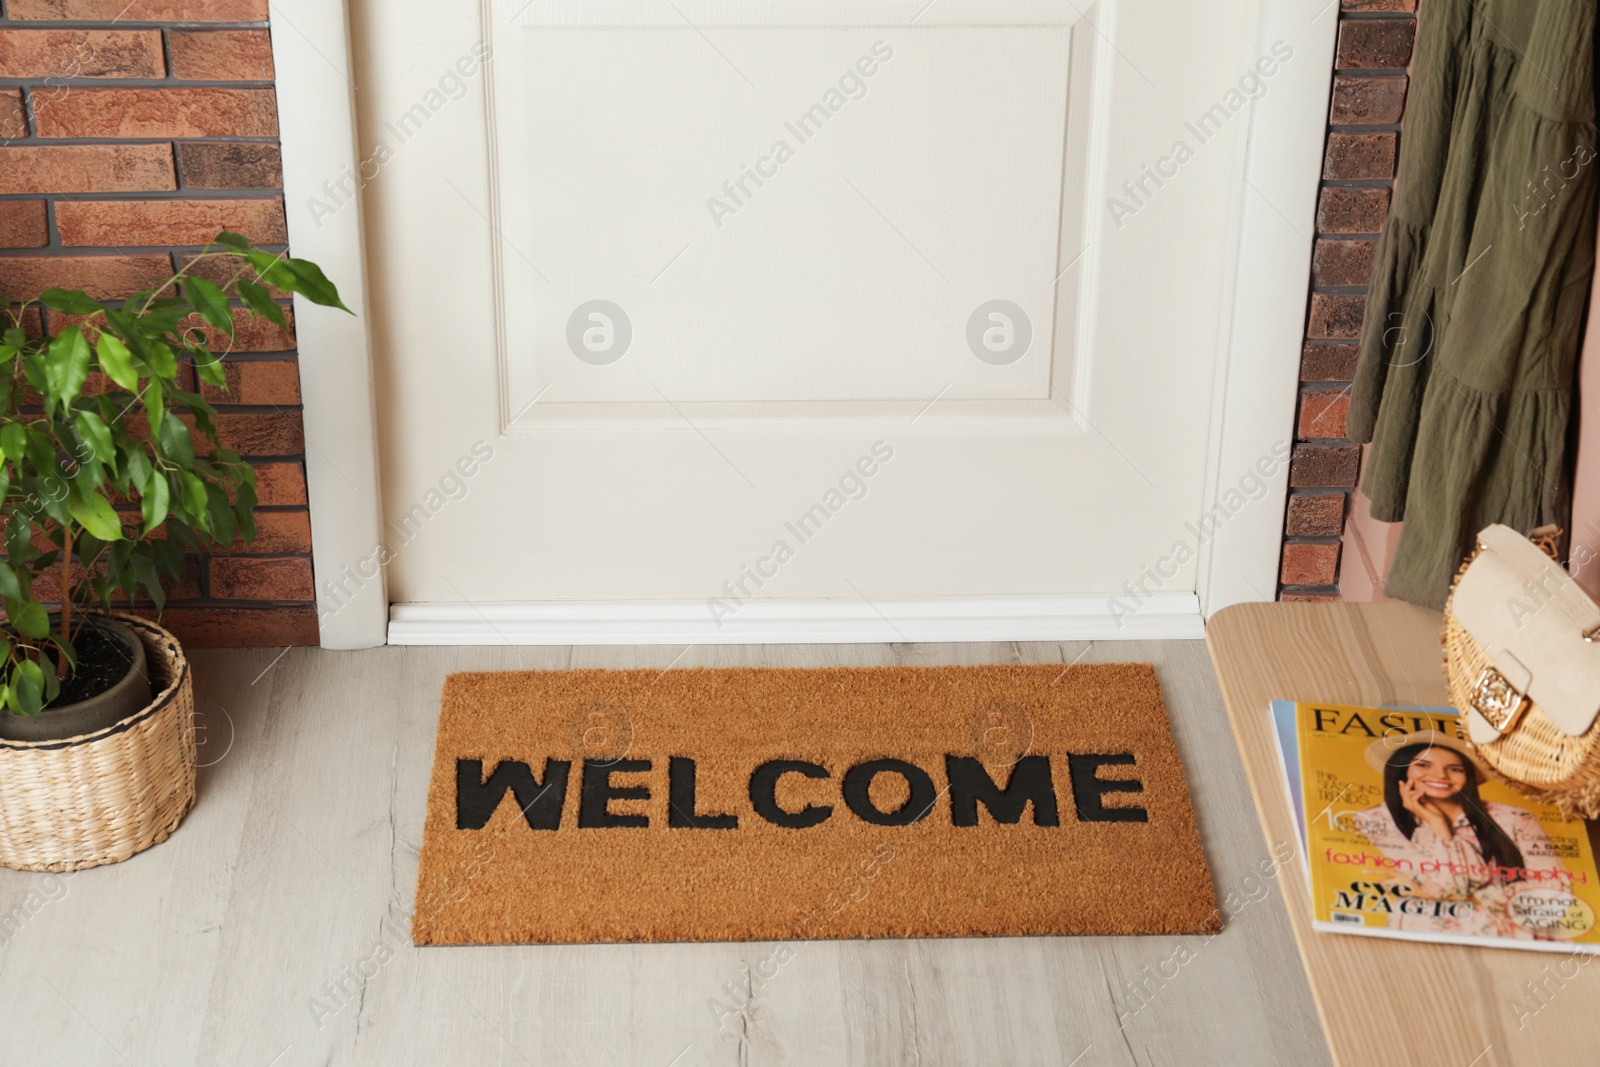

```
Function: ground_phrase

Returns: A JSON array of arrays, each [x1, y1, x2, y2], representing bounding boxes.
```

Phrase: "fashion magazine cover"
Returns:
[[1272, 701, 1600, 953]]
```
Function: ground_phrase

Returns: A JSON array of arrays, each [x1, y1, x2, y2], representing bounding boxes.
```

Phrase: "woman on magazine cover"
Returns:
[[1351, 730, 1566, 938]]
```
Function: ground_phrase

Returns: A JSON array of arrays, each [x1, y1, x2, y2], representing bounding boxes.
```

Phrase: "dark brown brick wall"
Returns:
[[0, 0, 316, 647], [1278, 0, 1416, 597]]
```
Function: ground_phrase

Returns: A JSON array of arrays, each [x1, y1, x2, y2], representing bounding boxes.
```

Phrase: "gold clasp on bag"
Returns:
[[1470, 665, 1529, 731]]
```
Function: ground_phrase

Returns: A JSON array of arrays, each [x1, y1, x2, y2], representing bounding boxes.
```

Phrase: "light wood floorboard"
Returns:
[[0, 641, 1327, 1066]]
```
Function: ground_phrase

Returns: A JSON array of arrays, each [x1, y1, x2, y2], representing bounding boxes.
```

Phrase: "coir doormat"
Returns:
[[413, 663, 1218, 944]]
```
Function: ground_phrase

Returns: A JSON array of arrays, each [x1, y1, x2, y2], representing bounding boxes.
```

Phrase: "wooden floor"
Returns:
[[0, 641, 1327, 1066]]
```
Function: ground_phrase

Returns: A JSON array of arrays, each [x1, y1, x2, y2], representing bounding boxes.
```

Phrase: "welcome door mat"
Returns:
[[413, 663, 1218, 944]]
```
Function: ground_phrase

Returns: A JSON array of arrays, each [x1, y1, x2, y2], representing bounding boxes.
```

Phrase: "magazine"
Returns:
[[1271, 700, 1600, 953]]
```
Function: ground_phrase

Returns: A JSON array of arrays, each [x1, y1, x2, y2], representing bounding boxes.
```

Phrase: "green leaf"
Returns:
[[39, 486, 71, 528], [129, 552, 165, 611], [44, 633, 76, 674], [126, 446, 151, 491], [206, 482, 237, 546], [38, 288, 103, 315], [141, 467, 169, 533], [68, 487, 123, 542], [280, 257, 350, 312], [102, 307, 150, 361], [245, 252, 298, 292], [150, 536, 184, 574], [143, 379, 165, 438], [147, 342, 178, 379], [159, 413, 194, 468], [234, 477, 257, 545], [13, 659, 45, 716], [213, 231, 254, 253], [236, 279, 287, 331], [179, 471, 208, 523], [194, 351, 227, 388], [5, 513, 29, 560], [185, 276, 235, 339], [5, 596, 49, 640], [162, 521, 201, 555], [0, 422, 26, 466], [96, 332, 139, 391], [0, 562, 19, 599], [45, 327, 92, 407], [41, 660, 60, 707], [74, 410, 114, 464]]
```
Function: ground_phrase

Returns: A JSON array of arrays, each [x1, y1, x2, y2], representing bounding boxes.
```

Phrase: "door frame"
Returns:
[[270, 0, 1338, 650]]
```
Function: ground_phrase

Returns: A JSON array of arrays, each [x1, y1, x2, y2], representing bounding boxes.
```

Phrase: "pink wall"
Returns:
[[1574, 244, 1600, 599]]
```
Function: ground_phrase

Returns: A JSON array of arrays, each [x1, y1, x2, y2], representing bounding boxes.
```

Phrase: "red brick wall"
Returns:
[[1279, 0, 1416, 600], [0, 0, 317, 646]]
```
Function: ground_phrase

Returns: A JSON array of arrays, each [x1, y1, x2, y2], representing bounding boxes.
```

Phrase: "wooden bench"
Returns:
[[1207, 601, 1600, 1067]]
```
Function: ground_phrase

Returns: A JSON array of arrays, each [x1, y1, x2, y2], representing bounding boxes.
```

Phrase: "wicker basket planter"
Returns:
[[0, 614, 196, 872]]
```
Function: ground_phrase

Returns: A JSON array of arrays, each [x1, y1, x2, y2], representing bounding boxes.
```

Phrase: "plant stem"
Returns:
[[57, 524, 71, 680]]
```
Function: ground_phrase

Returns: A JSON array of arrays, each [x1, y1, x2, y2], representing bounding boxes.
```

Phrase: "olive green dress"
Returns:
[[1350, 0, 1597, 607]]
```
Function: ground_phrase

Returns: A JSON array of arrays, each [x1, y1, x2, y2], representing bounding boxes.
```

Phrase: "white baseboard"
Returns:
[[386, 593, 1204, 645]]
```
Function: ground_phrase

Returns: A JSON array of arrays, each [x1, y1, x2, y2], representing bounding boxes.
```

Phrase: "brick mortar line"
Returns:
[[1328, 123, 1402, 134], [120, 505, 310, 515], [0, 137, 280, 145], [154, 600, 317, 608], [207, 550, 312, 558], [0, 243, 288, 255], [0, 21, 270, 29], [206, 405, 306, 414], [191, 599, 314, 608], [2, 79, 275, 88], [0, 192, 286, 201]]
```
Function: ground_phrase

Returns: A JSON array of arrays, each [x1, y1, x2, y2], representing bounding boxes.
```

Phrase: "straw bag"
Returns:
[[0, 614, 196, 872], [1444, 524, 1600, 818]]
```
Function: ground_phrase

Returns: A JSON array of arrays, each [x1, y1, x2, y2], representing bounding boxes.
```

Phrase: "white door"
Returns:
[[349, 0, 1288, 643]]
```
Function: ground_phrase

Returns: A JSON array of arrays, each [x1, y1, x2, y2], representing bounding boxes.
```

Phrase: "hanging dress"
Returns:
[[1349, 0, 1598, 607]]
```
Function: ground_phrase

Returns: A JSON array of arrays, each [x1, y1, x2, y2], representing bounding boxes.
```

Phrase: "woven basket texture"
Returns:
[[0, 614, 196, 872], [1445, 556, 1600, 820]]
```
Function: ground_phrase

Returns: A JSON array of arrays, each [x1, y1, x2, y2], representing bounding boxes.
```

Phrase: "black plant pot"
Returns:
[[0, 617, 154, 742]]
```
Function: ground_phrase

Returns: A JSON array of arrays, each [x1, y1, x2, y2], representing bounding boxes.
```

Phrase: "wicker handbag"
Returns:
[[1444, 524, 1600, 817], [0, 614, 196, 872]]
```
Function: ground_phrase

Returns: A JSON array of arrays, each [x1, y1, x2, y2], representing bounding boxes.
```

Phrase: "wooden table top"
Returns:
[[1207, 601, 1600, 1067]]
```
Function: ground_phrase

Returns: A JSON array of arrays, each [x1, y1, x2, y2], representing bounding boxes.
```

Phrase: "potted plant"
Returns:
[[0, 232, 347, 871]]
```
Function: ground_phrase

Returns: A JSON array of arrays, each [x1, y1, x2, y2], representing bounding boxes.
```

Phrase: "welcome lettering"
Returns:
[[455, 754, 1149, 831]]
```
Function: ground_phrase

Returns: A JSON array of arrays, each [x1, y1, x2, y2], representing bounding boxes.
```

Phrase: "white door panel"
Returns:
[[349, 0, 1264, 638], [497, 25, 1071, 406]]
